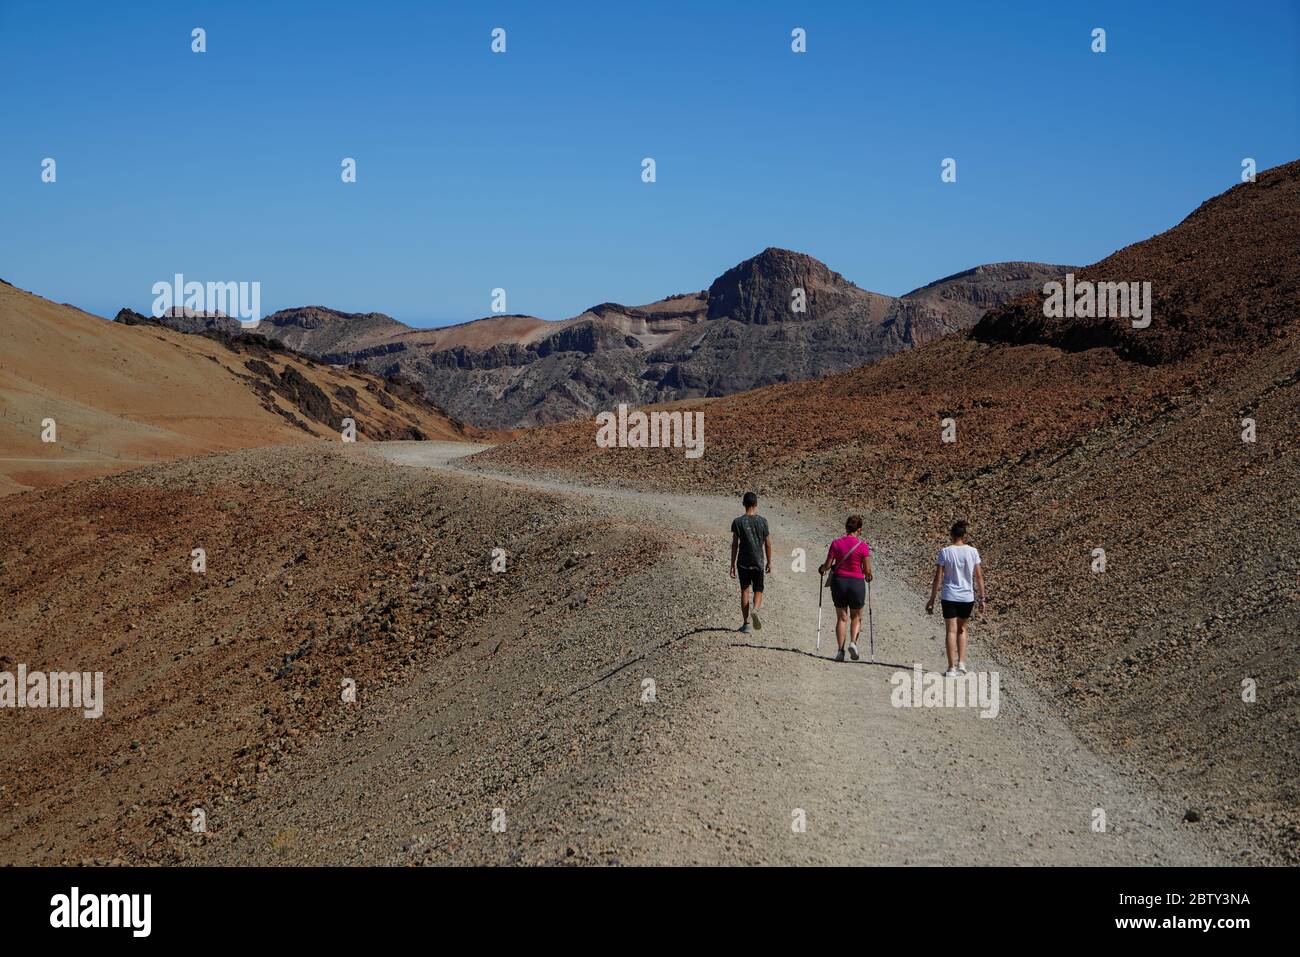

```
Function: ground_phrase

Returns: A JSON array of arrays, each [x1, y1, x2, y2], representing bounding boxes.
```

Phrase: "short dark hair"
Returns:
[[845, 515, 863, 533], [742, 491, 758, 508], [950, 520, 968, 540]]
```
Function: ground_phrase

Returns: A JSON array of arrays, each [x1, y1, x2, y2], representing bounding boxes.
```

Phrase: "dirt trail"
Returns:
[[353, 441, 1229, 866]]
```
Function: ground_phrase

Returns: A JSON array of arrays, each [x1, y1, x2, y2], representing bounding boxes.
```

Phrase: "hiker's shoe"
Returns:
[[957, 661, 969, 674], [848, 642, 860, 661], [834, 649, 846, 662], [943, 667, 960, 678], [739, 622, 752, 634], [750, 610, 762, 631]]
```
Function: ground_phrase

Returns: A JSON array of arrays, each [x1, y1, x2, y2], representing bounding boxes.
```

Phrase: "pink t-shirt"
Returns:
[[826, 535, 870, 579]]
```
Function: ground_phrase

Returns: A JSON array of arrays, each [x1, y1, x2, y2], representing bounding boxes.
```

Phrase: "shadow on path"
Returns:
[[729, 641, 910, 670], [568, 626, 739, 697]]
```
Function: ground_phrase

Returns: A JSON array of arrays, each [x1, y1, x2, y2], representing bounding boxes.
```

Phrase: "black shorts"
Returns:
[[941, 600, 974, 620], [830, 574, 865, 609], [738, 566, 764, 593]]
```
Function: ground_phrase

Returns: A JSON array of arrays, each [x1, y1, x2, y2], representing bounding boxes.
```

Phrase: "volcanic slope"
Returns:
[[475, 160, 1300, 862], [0, 280, 479, 494]]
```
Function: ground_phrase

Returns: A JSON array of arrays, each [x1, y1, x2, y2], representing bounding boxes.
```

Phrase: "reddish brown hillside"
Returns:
[[474, 163, 1300, 862], [973, 159, 1300, 363]]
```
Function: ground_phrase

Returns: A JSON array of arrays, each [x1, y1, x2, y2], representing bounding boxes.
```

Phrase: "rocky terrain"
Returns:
[[0, 445, 646, 864], [0, 280, 480, 494], [4, 162, 1292, 868], [475, 160, 1300, 862], [0, 443, 1235, 866], [132, 251, 1070, 429]]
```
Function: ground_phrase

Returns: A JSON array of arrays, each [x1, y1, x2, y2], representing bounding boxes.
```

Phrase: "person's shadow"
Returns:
[[569, 626, 741, 695], [570, 626, 904, 700], [728, 640, 908, 669]]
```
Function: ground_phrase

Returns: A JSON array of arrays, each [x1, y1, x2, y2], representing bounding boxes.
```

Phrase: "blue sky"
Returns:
[[2, 0, 1297, 325]]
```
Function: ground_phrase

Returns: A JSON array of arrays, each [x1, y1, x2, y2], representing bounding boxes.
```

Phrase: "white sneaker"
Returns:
[[943, 667, 960, 678], [957, 661, 969, 674], [848, 642, 860, 661]]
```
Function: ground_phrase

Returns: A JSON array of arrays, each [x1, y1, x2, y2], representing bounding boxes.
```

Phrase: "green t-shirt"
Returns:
[[731, 514, 770, 569]]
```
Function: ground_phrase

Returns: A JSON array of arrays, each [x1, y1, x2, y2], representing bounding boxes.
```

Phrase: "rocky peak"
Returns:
[[706, 248, 863, 324], [261, 306, 404, 332]]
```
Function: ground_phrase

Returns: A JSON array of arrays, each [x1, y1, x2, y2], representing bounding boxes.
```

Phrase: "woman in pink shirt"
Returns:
[[817, 515, 874, 662]]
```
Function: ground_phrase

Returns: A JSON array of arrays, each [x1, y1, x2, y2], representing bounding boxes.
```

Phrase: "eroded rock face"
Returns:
[[114, 307, 243, 336], [257, 306, 408, 356], [131, 250, 1073, 429], [706, 247, 865, 324]]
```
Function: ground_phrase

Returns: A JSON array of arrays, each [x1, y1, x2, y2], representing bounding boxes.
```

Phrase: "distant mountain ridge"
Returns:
[[124, 249, 1073, 429]]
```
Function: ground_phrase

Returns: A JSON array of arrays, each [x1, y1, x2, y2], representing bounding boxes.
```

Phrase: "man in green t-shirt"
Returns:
[[729, 491, 772, 634]]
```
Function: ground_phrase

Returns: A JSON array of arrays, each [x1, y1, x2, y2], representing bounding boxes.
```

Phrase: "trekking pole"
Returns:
[[816, 572, 825, 652], [868, 579, 875, 662]]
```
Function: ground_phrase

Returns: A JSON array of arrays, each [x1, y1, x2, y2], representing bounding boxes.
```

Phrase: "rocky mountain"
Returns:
[[475, 159, 1300, 862], [130, 251, 1071, 429], [253, 306, 411, 355]]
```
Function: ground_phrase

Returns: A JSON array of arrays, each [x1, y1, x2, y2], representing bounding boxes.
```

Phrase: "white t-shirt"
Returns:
[[936, 544, 981, 602]]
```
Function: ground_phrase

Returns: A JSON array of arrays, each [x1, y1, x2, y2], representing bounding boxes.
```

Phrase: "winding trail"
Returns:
[[356, 441, 1225, 866]]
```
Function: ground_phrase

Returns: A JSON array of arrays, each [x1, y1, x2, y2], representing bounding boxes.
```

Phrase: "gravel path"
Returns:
[[341, 441, 1229, 866]]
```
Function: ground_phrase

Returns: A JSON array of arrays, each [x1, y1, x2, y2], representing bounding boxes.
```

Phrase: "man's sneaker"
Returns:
[[957, 661, 969, 674], [739, 622, 752, 634], [751, 610, 762, 631], [943, 667, 960, 677], [834, 649, 846, 662], [848, 642, 860, 661]]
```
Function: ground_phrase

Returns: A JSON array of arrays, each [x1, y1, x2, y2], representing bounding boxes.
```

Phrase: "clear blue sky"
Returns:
[[2, 0, 1297, 325]]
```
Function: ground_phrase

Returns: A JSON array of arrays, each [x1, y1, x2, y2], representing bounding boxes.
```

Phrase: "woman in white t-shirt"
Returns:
[[925, 520, 986, 677]]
